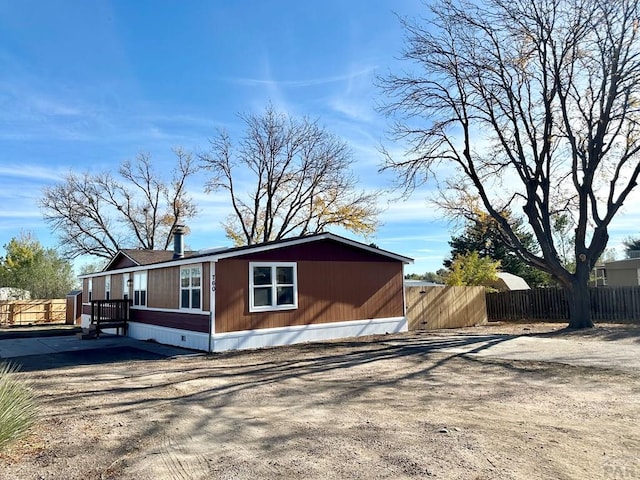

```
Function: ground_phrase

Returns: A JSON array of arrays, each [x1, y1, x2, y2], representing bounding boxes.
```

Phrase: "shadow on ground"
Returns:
[[12, 346, 168, 372]]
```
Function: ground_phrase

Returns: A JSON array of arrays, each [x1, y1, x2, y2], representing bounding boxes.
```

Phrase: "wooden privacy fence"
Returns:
[[0, 299, 67, 326], [406, 286, 487, 330], [486, 287, 640, 322]]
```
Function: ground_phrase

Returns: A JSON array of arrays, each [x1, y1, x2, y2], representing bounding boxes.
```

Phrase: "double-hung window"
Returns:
[[181, 266, 202, 309], [87, 278, 92, 302], [133, 271, 147, 307], [249, 262, 297, 312], [105, 275, 111, 300]]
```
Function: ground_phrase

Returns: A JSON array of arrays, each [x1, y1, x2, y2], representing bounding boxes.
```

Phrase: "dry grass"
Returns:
[[0, 363, 38, 450]]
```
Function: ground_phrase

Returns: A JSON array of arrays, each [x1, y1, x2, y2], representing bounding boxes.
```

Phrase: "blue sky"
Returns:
[[0, 0, 637, 275]]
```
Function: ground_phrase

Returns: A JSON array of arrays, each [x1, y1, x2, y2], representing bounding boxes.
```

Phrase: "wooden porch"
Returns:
[[90, 299, 131, 337]]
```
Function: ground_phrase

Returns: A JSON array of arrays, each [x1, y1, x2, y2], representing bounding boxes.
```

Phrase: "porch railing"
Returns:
[[90, 299, 131, 337]]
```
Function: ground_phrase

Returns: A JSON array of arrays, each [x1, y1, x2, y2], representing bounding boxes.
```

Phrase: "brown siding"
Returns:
[[130, 309, 209, 333], [215, 258, 404, 333], [148, 267, 179, 309], [111, 274, 123, 300], [236, 239, 395, 263], [91, 276, 106, 301], [147, 262, 210, 311]]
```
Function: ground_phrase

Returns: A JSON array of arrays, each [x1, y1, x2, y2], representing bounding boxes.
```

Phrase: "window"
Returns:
[[181, 266, 202, 309], [87, 278, 92, 302], [133, 271, 147, 306], [105, 275, 111, 300], [249, 262, 297, 312]]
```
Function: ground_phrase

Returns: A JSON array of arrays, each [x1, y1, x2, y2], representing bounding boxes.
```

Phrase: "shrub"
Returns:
[[0, 363, 38, 450]]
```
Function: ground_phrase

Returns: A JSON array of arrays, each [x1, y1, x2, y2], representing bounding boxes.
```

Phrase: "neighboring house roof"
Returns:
[[602, 258, 640, 270], [404, 280, 444, 287], [80, 232, 414, 278], [489, 272, 531, 291], [104, 249, 197, 271]]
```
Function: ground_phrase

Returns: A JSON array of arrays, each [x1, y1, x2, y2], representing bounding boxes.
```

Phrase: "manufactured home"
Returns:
[[80, 230, 413, 352]]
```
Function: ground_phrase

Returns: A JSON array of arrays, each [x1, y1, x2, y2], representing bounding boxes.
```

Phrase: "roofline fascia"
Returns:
[[78, 232, 414, 279]]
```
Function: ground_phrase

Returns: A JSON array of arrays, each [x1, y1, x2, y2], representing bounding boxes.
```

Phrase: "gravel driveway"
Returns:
[[0, 322, 638, 480]]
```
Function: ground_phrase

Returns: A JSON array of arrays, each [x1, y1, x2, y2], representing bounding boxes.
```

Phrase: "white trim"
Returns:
[[79, 232, 414, 279], [117, 316, 407, 353], [122, 273, 129, 299], [211, 316, 407, 352], [128, 322, 211, 351], [103, 250, 139, 272], [210, 261, 216, 334], [249, 262, 298, 312], [104, 274, 111, 300], [133, 271, 147, 307], [214, 233, 413, 263], [179, 264, 202, 310]]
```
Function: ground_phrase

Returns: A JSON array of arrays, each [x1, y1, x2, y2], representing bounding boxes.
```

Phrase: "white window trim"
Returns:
[[87, 278, 93, 302], [133, 271, 147, 307], [249, 262, 298, 313], [105, 275, 111, 300], [180, 265, 202, 310], [122, 273, 129, 299]]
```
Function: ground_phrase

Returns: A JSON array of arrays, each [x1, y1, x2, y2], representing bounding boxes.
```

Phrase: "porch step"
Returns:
[[77, 326, 98, 340]]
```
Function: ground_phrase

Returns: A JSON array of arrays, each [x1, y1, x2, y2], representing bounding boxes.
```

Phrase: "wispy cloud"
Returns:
[[0, 165, 67, 182], [231, 66, 376, 88]]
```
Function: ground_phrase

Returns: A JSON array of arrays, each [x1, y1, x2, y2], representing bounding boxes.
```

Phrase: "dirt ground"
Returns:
[[1, 322, 640, 480]]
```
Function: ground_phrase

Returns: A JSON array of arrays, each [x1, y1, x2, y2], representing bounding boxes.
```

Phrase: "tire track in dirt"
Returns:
[[160, 432, 211, 480]]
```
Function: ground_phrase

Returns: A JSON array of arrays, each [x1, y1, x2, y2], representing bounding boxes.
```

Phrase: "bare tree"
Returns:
[[200, 105, 379, 245], [380, 0, 640, 328], [41, 149, 199, 259]]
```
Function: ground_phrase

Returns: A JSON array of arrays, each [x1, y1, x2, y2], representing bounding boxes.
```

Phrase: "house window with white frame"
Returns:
[[87, 278, 92, 302], [249, 262, 297, 312], [180, 266, 202, 309], [105, 275, 111, 300], [133, 271, 147, 307]]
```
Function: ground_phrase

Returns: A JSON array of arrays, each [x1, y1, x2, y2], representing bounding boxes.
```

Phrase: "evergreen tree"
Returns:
[[445, 214, 550, 287], [623, 237, 640, 258]]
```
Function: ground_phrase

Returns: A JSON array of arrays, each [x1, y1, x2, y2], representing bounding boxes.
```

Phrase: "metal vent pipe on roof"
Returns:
[[173, 225, 186, 259]]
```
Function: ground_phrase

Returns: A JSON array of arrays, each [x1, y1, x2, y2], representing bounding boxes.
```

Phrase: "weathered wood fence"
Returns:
[[486, 287, 640, 322], [0, 299, 67, 326], [406, 286, 487, 330]]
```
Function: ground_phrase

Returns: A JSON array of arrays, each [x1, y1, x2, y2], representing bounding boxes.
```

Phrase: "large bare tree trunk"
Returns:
[[565, 280, 594, 329], [379, 0, 640, 333]]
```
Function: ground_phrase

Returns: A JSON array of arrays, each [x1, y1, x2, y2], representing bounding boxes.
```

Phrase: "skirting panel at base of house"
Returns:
[[128, 322, 211, 351], [124, 316, 408, 352], [212, 317, 407, 352]]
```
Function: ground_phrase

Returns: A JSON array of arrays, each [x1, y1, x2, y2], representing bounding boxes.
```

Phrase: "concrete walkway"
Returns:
[[437, 334, 640, 372]]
